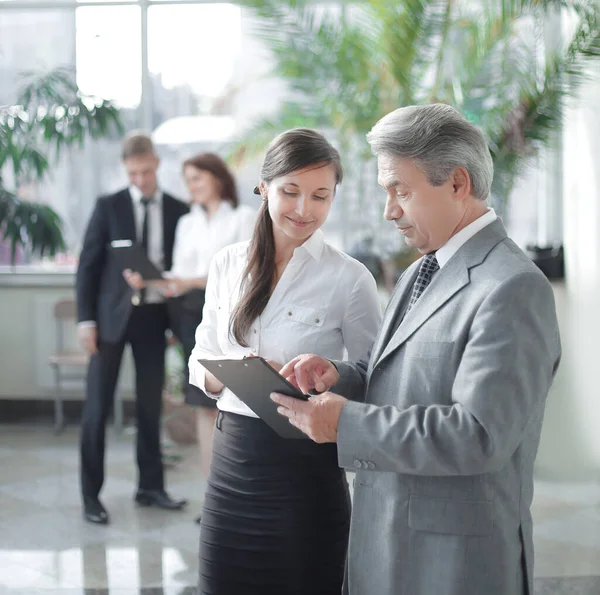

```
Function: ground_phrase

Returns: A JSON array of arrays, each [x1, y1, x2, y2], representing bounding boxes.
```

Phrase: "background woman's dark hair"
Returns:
[[231, 128, 343, 346], [183, 152, 239, 208]]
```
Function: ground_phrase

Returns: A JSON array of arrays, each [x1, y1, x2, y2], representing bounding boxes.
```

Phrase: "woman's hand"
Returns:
[[265, 359, 283, 373], [246, 354, 283, 373], [163, 278, 189, 297], [163, 277, 207, 297], [204, 369, 225, 394]]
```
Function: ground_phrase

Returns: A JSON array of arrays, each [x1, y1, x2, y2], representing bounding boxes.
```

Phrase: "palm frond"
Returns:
[[227, 101, 326, 166], [1, 67, 124, 263], [0, 190, 66, 264]]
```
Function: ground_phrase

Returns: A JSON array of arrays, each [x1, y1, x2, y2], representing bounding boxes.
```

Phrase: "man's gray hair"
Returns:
[[367, 104, 493, 201]]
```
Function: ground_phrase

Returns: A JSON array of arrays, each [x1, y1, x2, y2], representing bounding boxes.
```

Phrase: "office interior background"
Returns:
[[0, 1, 599, 593]]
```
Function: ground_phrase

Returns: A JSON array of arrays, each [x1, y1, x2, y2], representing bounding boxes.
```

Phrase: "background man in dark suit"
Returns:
[[76, 132, 189, 524]]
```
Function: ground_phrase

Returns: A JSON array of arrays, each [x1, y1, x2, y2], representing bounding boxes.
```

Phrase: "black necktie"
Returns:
[[139, 197, 152, 305], [405, 253, 439, 315], [140, 196, 152, 254]]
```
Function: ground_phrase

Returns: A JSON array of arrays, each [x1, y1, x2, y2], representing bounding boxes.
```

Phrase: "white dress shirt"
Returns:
[[129, 185, 164, 303], [435, 208, 497, 272], [168, 202, 256, 280], [189, 229, 382, 417]]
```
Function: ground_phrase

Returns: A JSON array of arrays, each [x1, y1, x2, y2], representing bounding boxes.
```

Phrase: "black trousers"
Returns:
[[80, 304, 168, 500]]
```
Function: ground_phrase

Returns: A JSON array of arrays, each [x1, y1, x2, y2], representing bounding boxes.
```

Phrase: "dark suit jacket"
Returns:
[[76, 188, 189, 342]]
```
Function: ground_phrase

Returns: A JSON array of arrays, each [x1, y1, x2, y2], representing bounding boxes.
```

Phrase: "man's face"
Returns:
[[378, 154, 465, 254], [124, 153, 160, 197]]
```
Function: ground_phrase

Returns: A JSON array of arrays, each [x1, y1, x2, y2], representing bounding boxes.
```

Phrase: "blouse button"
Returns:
[[315, 318, 320, 324], [253, 329, 257, 334], [287, 311, 292, 316]]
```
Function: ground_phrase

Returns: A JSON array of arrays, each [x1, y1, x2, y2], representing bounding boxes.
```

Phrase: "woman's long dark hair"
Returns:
[[230, 128, 343, 346], [183, 152, 239, 208]]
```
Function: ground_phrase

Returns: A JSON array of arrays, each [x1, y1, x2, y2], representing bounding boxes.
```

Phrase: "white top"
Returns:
[[435, 208, 497, 269], [129, 185, 164, 303], [189, 229, 383, 417], [169, 202, 257, 279]]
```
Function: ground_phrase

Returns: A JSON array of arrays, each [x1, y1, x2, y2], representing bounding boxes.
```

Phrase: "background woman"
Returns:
[[166, 152, 256, 520]]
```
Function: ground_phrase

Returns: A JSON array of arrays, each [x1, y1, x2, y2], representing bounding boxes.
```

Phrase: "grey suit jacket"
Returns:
[[334, 220, 561, 595]]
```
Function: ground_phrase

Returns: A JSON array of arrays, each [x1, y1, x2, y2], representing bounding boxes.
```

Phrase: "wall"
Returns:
[[0, 269, 134, 401], [534, 65, 600, 479]]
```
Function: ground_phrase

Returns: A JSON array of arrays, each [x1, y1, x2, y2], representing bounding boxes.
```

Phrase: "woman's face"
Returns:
[[262, 163, 337, 246], [183, 165, 222, 206]]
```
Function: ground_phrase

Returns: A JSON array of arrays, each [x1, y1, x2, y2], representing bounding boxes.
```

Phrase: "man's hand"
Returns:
[[270, 391, 347, 443], [123, 269, 145, 290], [78, 325, 98, 355], [280, 354, 340, 394]]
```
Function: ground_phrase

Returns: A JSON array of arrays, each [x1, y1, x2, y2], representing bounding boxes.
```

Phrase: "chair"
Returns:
[[47, 298, 124, 434]]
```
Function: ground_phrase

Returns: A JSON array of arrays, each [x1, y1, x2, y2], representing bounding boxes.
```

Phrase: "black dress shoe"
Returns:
[[83, 498, 109, 525], [134, 489, 187, 510]]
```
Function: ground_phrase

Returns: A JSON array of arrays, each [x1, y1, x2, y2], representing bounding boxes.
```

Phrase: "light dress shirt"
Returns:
[[168, 202, 256, 280], [434, 208, 497, 272], [129, 185, 164, 303], [189, 229, 383, 417]]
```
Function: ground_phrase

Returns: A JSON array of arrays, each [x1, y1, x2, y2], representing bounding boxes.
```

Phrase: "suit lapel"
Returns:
[[376, 258, 469, 366], [374, 218, 508, 368], [162, 193, 178, 271], [119, 189, 137, 241], [368, 261, 420, 371]]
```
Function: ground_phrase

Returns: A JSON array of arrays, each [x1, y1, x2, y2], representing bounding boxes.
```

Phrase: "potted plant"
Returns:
[[0, 67, 124, 266], [231, 0, 600, 277]]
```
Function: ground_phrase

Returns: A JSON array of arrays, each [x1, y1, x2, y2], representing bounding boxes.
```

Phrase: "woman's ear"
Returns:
[[259, 182, 268, 201]]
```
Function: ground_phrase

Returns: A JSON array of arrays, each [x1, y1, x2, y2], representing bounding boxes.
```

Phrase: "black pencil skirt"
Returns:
[[198, 411, 351, 595]]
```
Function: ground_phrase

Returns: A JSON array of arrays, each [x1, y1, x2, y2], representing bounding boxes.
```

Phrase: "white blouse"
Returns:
[[169, 201, 257, 279], [189, 229, 383, 417]]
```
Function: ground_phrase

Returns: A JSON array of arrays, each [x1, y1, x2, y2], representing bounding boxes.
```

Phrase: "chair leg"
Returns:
[[114, 390, 123, 434], [53, 366, 65, 434]]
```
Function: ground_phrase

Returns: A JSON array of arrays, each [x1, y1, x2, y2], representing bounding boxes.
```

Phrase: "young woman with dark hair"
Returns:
[[164, 152, 256, 519], [189, 129, 382, 595]]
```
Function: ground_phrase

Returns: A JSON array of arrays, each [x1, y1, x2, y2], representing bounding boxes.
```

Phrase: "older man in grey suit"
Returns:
[[273, 104, 561, 595]]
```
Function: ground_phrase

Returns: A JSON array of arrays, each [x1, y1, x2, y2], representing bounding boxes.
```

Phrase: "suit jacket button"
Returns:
[[353, 459, 362, 469]]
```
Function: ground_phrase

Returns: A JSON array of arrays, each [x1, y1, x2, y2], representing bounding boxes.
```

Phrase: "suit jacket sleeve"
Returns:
[[76, 197, 109, 323], [331, 359, 369, 402], [337, 270, 561, 476]]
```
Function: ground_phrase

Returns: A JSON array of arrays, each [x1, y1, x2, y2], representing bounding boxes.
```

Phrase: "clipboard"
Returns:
[[198, 357, 310, 439], [109, 240, 163, 281]]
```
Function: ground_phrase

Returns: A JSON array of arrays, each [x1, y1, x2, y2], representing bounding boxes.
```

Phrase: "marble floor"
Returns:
[[0, 423, 599, 594]]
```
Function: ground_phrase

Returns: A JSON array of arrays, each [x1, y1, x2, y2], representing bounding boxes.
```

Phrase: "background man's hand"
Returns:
[[78, 325, 98, 355], [270, 391, 347, 443], [280, 354, 340, 394], [123, 269, 145, 290]]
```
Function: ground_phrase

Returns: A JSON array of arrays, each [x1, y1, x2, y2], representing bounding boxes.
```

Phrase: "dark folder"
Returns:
[[109, 240, 163, 281], [198, 357, 310, 439]]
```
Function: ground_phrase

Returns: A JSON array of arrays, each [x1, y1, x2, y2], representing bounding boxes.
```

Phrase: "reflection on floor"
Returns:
[[0, 424, 599, 594]]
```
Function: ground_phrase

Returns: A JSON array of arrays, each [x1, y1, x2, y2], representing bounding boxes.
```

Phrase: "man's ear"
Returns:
[[452, 167, 471, 201]]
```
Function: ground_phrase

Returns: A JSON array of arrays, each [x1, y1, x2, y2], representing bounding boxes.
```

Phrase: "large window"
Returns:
[[76, 5, 142, 109], [0, 1, 273, 265]]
